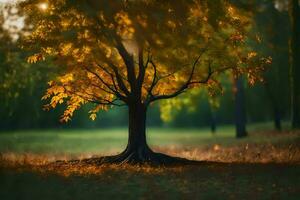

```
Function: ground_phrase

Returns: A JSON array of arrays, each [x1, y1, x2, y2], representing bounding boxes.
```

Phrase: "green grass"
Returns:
[[0, 123, 296, 156]]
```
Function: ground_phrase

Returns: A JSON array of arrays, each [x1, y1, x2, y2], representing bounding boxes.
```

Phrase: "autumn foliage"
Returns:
[[21, 0, 270, 122]]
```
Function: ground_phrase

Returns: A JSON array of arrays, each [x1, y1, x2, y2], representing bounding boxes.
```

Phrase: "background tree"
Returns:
[[288, 0, 300, 129], [208, 98, 218, 134], [234, 76, 247, 138], [0, 4, 63, 130], [231, 0, 291, 131], [20, 0, 268, 164], [256, 1, 290, 131]]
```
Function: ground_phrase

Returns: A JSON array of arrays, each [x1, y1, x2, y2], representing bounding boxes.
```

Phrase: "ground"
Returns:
[[0, 123, 299, 199], [1, 163, 299, 200]]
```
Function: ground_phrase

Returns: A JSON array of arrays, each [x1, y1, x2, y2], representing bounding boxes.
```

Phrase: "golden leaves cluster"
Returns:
[[27, 53, 45, 64], [115, 11, 135, 39]]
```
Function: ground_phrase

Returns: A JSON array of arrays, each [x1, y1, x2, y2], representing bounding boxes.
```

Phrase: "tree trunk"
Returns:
[[78, 101, 199, 165], [235, 77, 247, 138], [210, 116, 216, 134], [264, 83, 282, 131], [289, 0, 300, 129], [126, 103, 151, 157], [274, 107, 282, 131], [209, 107, 217, 134]]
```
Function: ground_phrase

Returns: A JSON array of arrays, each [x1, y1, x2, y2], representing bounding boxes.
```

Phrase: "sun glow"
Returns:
[[38, 2, 48, 11]]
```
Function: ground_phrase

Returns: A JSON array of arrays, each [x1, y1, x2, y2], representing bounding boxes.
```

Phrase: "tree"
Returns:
[[230, 0, 291, 131], [234, 76, 247, 138], [0, 4, 60, 130], [288, 0, 300, 129], [261, 3, 289, 131], [20, 0, 269, 165], [208, 100, 217, 134]]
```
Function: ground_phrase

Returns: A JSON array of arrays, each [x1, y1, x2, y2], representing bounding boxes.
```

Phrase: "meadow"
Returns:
[[0, 123, 299, 163], [0, 124, 299, 199]]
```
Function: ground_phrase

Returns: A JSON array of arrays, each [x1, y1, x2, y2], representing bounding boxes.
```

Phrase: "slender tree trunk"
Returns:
[[289, 0, 300, 129], [210, 116, 217, 134], [209, 106, 217, 134], [274, 107, 282, 131], [235, 77, 247, 138], [264, 83, 282, 131]]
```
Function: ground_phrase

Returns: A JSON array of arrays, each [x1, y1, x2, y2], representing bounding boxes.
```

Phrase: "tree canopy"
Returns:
[[20, 0, 270, 122]]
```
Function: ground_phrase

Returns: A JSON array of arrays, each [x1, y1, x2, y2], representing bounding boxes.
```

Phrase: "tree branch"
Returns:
[[64, 85, 125, 107], [147, 59, 158, 97], [94, 62, 122, 94], [83, 66, 127, 102], [93, 45, 131, 96], [115, 38, 136, 90], [147, 48, 207, 103], [137, 46, 146, 88]]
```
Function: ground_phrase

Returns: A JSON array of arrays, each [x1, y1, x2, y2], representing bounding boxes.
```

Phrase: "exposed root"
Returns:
[[83, 152, 200, 166], [55, 148, 202, 167]]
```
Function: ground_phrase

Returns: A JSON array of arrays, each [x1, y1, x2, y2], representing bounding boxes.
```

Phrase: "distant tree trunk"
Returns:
[[209, 106, 217, 134], [273, 107, 282, 131], [210, 115, 217, 134], [264, 83, 282, 131], [289, 0, 300, 129], [234, 77, 247, 138]]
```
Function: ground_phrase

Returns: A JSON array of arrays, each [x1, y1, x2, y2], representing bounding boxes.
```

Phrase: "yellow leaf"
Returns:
[[90, 113, 97, 121], [27, 54, 45, 64]]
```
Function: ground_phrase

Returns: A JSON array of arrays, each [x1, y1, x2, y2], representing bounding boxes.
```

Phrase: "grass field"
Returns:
[[0, 123, 296, 155], [0, 123, 299, 162], [0, 124, 299, 199]]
